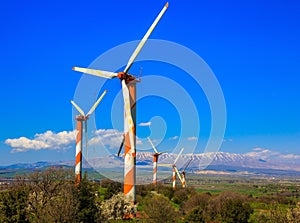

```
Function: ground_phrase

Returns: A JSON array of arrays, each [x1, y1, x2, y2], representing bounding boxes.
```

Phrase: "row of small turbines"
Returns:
[[71, 2, 192, 203], [147, 137, 193, 189]]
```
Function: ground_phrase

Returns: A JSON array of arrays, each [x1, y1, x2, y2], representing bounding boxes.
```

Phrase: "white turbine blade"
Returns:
[[85, 120, 88, 161], [70, 100, 85, 116], [147, 137, 158, 154], [174, 147, 184, 165], [183, 157, 193, 171], [121, 80, 135, 152], [174, 165, 183, 183], [86, 90, 108, 116], [72, 67, 118, 79], [123, 2, 169, 73]]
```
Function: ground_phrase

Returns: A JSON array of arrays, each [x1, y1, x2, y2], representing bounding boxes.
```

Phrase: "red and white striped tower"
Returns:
[[123, 80, 136, 203], [75, 115, 86, 184], [153, 154, 159, 186], [71, 90, 107, 185], [172, 165, 176, 189], [147, 137, 164, 187]]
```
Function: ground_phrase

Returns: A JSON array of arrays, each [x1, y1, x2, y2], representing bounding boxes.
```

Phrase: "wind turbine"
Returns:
[[158, 147, 184, 189], [180, 157, 193, 188], [71, 90, 107, 184], [147, 137, 166, 186], [172, 147, 184, 189], [72, 2, 169, 203]]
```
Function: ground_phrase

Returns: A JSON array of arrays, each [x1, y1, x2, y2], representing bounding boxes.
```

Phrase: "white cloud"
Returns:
[[246, 148, 281, 159], [280, 154, 300, 159], [187, 136, 198, 141], [89, 129, 123, 149], [5, 129, 143, 153], [138, 122, 151, 127], [5, 130, 76, 153], [252, 147, 263, 151], [89, 129, 142, 149], [246, 147, 300, 160], [169, 136, 178, 140]]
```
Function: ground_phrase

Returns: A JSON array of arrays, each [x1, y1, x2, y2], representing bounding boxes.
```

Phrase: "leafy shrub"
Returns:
[[143, 193, 177, 223]]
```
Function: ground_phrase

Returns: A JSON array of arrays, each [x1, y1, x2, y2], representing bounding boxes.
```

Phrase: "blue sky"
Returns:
[[0, 0, 299, 165]]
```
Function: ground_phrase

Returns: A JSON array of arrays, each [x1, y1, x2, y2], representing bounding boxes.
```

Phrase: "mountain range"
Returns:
[[1, 150, 300, 178]]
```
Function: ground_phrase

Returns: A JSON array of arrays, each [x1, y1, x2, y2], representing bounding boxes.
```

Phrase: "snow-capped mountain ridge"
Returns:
[[2, 150, 299, 176], [135, 151, 300, 171]]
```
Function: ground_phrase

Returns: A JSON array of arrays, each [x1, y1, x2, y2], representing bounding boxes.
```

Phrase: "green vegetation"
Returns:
[[0, 168, 299, 222]]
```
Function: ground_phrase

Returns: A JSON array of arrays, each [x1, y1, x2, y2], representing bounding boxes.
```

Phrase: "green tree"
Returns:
[[100, 179, 122, 200], [156, 183, 174, 200], [205, 191, 253, 223], [184, 206, 205, 223], [172, 188, 189, 206], [220, 198, 253, 223], [182, 192, 211, 215], [254, 202, 289, 223], [26, 167, 77, 223], [136, 184, 155, 197], [75, 172, 98, 223], [0, 177, 29, 223], [44, 182, 78, 223], [1, 168, 101, 223], [287, 201, 300, 223], [143, 193, 177, 223]]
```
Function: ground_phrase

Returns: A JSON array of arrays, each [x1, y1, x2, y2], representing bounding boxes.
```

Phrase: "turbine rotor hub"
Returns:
[[117, 72, 136, 84], [75, 115, 88, 121]]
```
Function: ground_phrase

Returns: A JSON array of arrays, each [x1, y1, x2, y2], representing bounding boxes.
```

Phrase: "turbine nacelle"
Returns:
[[154, 152, 163, 157], [117, 72, 136, 84], [75, 115, 89, 121]]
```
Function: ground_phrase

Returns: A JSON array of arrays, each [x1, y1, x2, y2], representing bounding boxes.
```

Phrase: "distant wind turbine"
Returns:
[[180, 157, 193, 188], [172, 147, 184, 189], [159, 147, 184, 189], [147, 137, 167, 186], [71, 90, 107, 184]]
